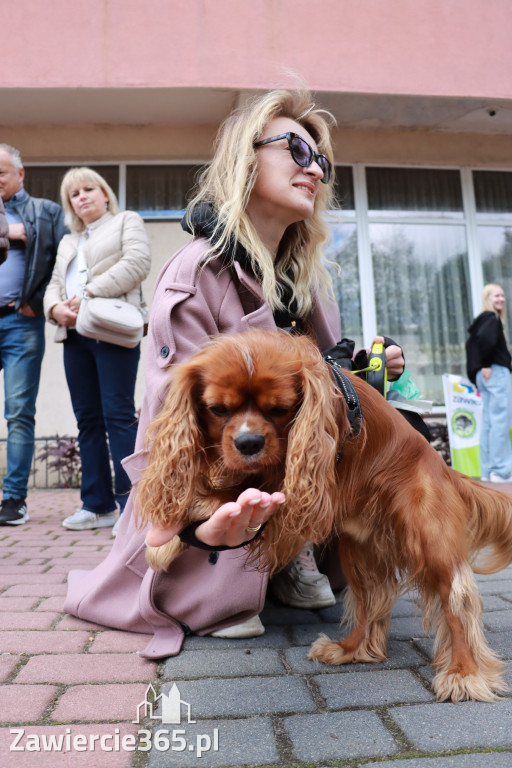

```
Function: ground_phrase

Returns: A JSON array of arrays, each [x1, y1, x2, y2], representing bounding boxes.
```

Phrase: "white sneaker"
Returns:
[[210, 615, 265, 638], [62, 508, 116, 530], [111, 516, 121, 537], [271, 543, 336, 609], [480, 476, 489, 482], [489, 472, 512, 484]]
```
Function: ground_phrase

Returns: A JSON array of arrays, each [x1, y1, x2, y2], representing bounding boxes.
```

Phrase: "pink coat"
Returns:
[[64, 236, 342, 658]]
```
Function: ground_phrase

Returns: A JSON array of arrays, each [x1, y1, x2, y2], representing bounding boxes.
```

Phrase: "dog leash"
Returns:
[[323, 357, 363, 464]]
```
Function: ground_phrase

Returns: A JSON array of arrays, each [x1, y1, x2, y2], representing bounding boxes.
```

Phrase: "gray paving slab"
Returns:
[[485, 611, 512, 631], [283, 710, 398, 761], [484, 595, 512, 611], [159, 676, 317, 717], [359, 753, 512, 767], [284, 639, 426, 674], [161, 648, 286, 679], [389, 700, 512, 751], [182, 625, 290, 650], [475, 579, 512, 595], [389, 614, 430, 639], [260, 602, 323, 625], [316, 601, 344, 623], [147, 718, 279, 768], [289, 622, 342, 645], [314, 668, 434, 707]]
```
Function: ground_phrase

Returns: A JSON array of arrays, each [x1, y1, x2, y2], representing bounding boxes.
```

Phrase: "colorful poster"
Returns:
[[442, 374, 483, 477]]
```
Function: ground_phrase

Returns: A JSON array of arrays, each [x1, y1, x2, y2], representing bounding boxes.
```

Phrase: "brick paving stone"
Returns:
[[314, 668, 434, 707], [284, 710, 398, 761], [147, 718, 278, 768], [0, 654, 21, 682], [389, 700, 512, 751], [89, 630, 152, 653], [52, 683, 149, 722], [0, 565, 49, 574], [0, 631, 90, 654], [2, 684, 57, 722], [285, 639, 426, 674], [35, 596, 68, 611], [0, 724, 140, 767], [2, 584, 67, 597], [159, 676, 316, 717], [0, 611, 60, 630], [0, 574, 65, 585], [0, 597, 39, 611], [56, 615, 104, 631], [14, 653, 157, 684], [359, 754, 512, 767], [161, 648, 285, 679]]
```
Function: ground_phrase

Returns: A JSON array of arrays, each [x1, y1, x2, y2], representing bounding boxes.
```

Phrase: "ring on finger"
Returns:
[[246, 523, 262, 533]]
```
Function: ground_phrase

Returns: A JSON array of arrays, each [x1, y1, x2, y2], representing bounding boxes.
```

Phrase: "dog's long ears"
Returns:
[[136, 365, 204, 530], [270, 359, 345, 551]]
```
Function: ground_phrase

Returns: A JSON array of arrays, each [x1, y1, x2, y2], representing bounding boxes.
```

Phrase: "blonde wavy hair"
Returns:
[[60, 167, 120, 233], [482, 283, 507, 321], [186, 89, 337, 316]]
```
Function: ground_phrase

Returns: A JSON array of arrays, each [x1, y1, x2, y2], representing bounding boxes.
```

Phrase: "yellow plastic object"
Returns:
[[367, 341, 387, 397]]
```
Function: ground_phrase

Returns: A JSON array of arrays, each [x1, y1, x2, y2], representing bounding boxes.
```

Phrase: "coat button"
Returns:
[[160, 345, 170, 358]]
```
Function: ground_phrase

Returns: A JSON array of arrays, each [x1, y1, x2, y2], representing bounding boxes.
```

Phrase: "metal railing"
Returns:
[[0, 436, 81, 489]]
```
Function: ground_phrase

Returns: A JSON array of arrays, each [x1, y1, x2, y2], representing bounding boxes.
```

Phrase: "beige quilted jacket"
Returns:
[[43, 211, 151, 341]]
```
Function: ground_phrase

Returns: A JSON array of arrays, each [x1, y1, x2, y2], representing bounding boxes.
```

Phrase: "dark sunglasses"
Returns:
[[253, 131, 332, 184]]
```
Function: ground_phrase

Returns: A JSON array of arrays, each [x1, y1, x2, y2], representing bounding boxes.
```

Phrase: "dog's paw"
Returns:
[[145, 537, 187, 571], [433, 670, 506, 702], [308, 635, 353, 665]]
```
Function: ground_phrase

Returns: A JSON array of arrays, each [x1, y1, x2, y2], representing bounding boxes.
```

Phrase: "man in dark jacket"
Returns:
[[0, 198, 8, 264], [0, 144, 67, 524]]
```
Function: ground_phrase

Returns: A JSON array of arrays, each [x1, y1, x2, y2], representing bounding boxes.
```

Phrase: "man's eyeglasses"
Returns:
[[253, 132, 332, 184]]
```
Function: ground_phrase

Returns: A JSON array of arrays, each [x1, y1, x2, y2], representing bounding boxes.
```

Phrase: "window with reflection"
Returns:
[[367, 168, 470, 404], [474, 171, 512, 339], [24, 166, 119, 204], [126, 165, 203, 217], [326, 167, 363, 346]]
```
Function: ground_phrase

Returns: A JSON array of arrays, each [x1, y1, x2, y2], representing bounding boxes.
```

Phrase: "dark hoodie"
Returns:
[[466, 310, 512, 384]]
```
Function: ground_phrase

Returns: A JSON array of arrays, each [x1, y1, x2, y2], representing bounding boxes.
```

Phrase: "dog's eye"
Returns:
[[209, 404, 230, 417], [268, 405, 292, 417]]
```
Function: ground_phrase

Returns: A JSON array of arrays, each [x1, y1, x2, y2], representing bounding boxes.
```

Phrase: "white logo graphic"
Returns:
[[133, 682, 196, 725], [10, 681, 218, 757]]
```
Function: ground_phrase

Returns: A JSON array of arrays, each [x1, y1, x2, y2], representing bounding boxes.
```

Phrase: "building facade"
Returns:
[[2, 0, 512, 436]]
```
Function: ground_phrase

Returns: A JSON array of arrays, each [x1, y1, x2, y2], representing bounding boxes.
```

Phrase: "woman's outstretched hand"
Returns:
[[145, 488, 285, 549]]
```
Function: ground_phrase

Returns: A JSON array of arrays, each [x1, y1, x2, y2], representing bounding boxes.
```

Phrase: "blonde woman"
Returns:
[[44, 168, 151, 530], [467, 283, 512, 482], [63, 90, 403, 651]]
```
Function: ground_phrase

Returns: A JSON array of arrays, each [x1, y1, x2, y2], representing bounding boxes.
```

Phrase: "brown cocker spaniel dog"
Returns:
[[137, 329, 512, 702]]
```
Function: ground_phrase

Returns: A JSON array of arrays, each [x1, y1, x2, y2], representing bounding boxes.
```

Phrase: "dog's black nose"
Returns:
[[234, 433, 265, 456]]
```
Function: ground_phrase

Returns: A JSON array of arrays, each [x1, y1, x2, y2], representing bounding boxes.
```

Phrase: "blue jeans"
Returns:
[[476, 364, 512, 479], [0, 313, 45, 499], [63, 331, 140, 513]]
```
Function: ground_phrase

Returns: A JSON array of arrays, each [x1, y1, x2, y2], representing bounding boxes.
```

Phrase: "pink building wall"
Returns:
[[4, 0, 511, 99]]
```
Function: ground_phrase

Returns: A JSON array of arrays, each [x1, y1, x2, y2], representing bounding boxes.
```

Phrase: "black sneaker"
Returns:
[[0, 497, 29, 525]]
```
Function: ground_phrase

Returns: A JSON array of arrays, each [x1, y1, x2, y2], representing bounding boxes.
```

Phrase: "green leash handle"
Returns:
[[366, 341, 387, 398]]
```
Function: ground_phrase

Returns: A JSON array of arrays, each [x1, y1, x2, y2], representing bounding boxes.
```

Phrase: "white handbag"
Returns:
[[75, 232, 144, 348]]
